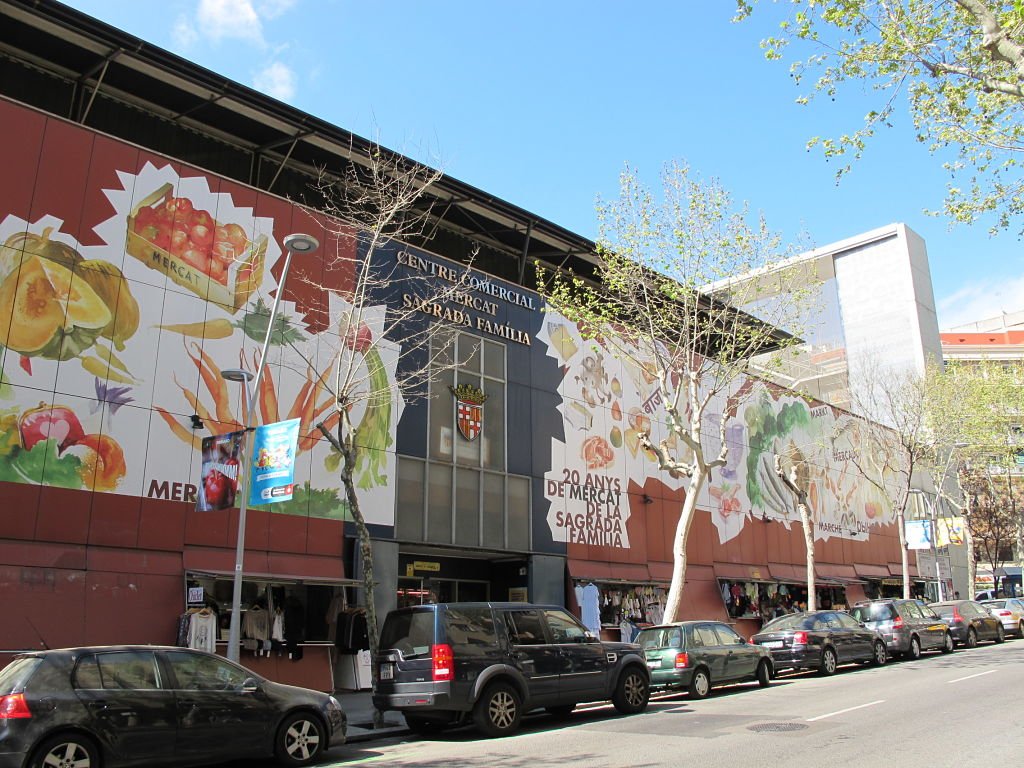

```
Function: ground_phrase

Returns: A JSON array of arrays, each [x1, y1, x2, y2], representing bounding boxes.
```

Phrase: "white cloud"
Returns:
[[197, 0, 265, 45], [257, 0, 297, 19], [936, 274, 1024, 330], [172, 15, 199, 49], [253, 62, 297, 101]]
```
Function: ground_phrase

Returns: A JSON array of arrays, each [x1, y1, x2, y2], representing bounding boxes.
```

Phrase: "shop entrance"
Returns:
[[397, 550, 527, 608]]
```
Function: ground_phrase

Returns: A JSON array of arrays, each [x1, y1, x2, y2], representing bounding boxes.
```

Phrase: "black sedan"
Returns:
[[750, 610, 887, 675], [0, 646, 346, 768], [930, 600, 1006, 647]]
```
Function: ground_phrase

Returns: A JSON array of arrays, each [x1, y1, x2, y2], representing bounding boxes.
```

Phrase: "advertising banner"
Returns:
[[936, 516, 965, 547], [197, 431, 244, 511], [249, 418, 301, 506], [905, 519, 933, 550]]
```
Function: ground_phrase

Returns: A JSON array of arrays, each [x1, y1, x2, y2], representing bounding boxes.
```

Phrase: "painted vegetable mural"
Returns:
[[0, 159, 403, 524]]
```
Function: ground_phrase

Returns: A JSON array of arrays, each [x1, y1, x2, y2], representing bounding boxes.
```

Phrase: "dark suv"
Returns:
[[850, 599, 954, 658], [373, 602, 651, 737]]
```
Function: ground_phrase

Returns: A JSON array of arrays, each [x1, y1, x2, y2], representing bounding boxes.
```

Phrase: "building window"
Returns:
[[395, 332, 530, 550]]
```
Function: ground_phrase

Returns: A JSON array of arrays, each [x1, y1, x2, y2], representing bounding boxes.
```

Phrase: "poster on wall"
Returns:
[[197, 431, 243, 511], [249, 418, 300, 505], [905, 519, 934, 550], [936, 516, 965, 547]]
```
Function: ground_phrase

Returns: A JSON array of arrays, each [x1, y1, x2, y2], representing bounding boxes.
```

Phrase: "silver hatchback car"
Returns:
[[980, 598, 1024, 637], [850, 599, 954, 659]]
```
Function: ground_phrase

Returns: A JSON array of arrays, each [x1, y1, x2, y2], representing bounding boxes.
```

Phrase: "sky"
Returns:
[[62, 0, 1024, 331]]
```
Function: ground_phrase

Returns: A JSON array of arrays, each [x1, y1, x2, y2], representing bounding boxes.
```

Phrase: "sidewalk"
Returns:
[[333, 689, 410, 743]]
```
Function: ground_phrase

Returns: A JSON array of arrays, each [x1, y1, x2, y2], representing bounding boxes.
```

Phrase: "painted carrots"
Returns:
[[157, 318, 235, 339]]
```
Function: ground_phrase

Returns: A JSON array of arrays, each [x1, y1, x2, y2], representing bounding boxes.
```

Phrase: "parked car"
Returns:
[[849, 599, 954, 658], [980, 598, 1024, 638], [750, 610, 887, 675], [0, 645, 346, 768], [930, 600, 1006, 647], [373, 602, 650, 737], [635, 621, 772, 699]]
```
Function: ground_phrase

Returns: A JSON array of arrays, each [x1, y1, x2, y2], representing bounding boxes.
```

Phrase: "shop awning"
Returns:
[[767, 563, 804, 582], [568, 560, 661, 584], [816, 564, 861, 584], [854, 563, 891, 579], [713, 563, 771, 582], [889, 563, 920, 578]]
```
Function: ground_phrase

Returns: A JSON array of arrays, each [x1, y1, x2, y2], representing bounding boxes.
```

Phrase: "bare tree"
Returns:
[[281, 142, 473, 724], [843, 360, 932, 598], [539, 162, 817, 622]]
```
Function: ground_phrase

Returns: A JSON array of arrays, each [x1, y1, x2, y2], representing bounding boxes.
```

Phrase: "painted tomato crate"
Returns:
[[125, 182, 266, 312]]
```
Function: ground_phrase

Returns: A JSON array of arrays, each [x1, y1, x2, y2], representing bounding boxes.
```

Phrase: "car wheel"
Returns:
[[546, 704, 576, 719], [275, 712, 325, 766], [819, 646, 838, 676], [871, 641, 887, 666], [995, 624, 1006, 644], [907, 636, 922, 660], [941, 632, 954, 654], [404, 714, 448, 735], [688, 667, 712, 699], [1018, 621, 1024, 638], [966, 628, 978, 648], [613, 666, 650, 714], [756, 659, 772, 687], [29, 732, 100, 768], [473, 681, 522, 737]]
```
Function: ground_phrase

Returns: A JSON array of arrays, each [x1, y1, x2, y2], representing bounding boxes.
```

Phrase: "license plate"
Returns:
[[380, 664, 394, 680], [647, 660, 660, 668], [762, 641, 784, 649]]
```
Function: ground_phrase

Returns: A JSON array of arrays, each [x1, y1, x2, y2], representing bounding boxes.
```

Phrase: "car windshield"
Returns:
[[636, 627, 682, 650], [760, 614, 812, 633], [984, 600, 1006, 609], [0, 657, 41, 695], [379, 610, 435, 659], [850, 604, 894, 623]]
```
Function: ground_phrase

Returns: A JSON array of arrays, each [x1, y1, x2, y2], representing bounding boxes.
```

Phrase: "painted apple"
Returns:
[[19, 403, 86, 453]]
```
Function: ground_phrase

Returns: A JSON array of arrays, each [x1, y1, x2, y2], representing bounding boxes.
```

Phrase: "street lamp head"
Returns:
[[220, 368, 254, 383], [283, 233, 320, 254]]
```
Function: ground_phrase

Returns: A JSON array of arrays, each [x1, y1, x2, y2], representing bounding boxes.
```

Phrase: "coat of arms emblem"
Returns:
[[450, 383, 488, 442]]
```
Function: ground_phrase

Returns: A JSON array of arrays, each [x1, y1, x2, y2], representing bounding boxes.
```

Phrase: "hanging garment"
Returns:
[[272, 609, 285, 642], [187, 610, 217, 652], [243, 605, 270, 642], [176, 613, 191, 647], [579, 583, 602, 635]]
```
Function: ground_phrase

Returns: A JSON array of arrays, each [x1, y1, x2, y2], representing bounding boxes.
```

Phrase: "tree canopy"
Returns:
[[736, 0, 1024, 233]]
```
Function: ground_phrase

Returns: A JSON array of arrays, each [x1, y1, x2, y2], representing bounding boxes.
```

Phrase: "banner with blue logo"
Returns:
[[249, 418, 301, 506]]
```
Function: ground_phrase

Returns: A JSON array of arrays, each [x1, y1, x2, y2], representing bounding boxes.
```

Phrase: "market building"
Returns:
[[1, 0, 920, 691]]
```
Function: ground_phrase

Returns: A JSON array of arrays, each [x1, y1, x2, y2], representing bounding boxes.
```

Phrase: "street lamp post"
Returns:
[[909, 488, 944, 602], [221, 233, 320, 663]]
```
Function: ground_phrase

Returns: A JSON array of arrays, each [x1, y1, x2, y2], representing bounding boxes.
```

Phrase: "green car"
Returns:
[[635, 621, 773, 699]]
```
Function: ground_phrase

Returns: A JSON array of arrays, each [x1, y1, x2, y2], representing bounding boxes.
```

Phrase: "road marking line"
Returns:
[[947, 669, 996, 684], [806, 699, 885, 722]]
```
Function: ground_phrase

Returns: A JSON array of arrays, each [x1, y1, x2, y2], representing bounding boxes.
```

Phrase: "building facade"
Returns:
[[0, 1, 920, 690]]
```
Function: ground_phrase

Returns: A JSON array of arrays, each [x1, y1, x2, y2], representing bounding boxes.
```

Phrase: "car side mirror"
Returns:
[[240, 678, 260, 694]]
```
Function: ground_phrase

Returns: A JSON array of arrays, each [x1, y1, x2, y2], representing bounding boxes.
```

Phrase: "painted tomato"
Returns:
[[181, 248, 209, 273], [203, 469, 231, 508], [189, 223, 214, 250], [223, 223, 248, 251], [188, 209, 215, 230]]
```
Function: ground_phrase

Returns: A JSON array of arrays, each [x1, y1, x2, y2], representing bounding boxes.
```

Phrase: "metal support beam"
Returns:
[[77, 49, 120, 124], [518, 219, 534, 286], [265, 135, 302, 193]]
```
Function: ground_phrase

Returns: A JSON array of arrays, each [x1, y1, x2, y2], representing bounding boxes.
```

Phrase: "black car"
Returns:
[[0, 646, 346, 768], [373, 602, 651, 737], [750, 610, 887, 675], [930, 600, 1006, 647]]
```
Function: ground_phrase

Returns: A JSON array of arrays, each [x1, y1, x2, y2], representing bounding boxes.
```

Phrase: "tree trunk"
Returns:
[[795, 499, 816, 612], [337, 425, 384, 729], [896, 506, 910, 599], [662, 470, 705, 622]]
